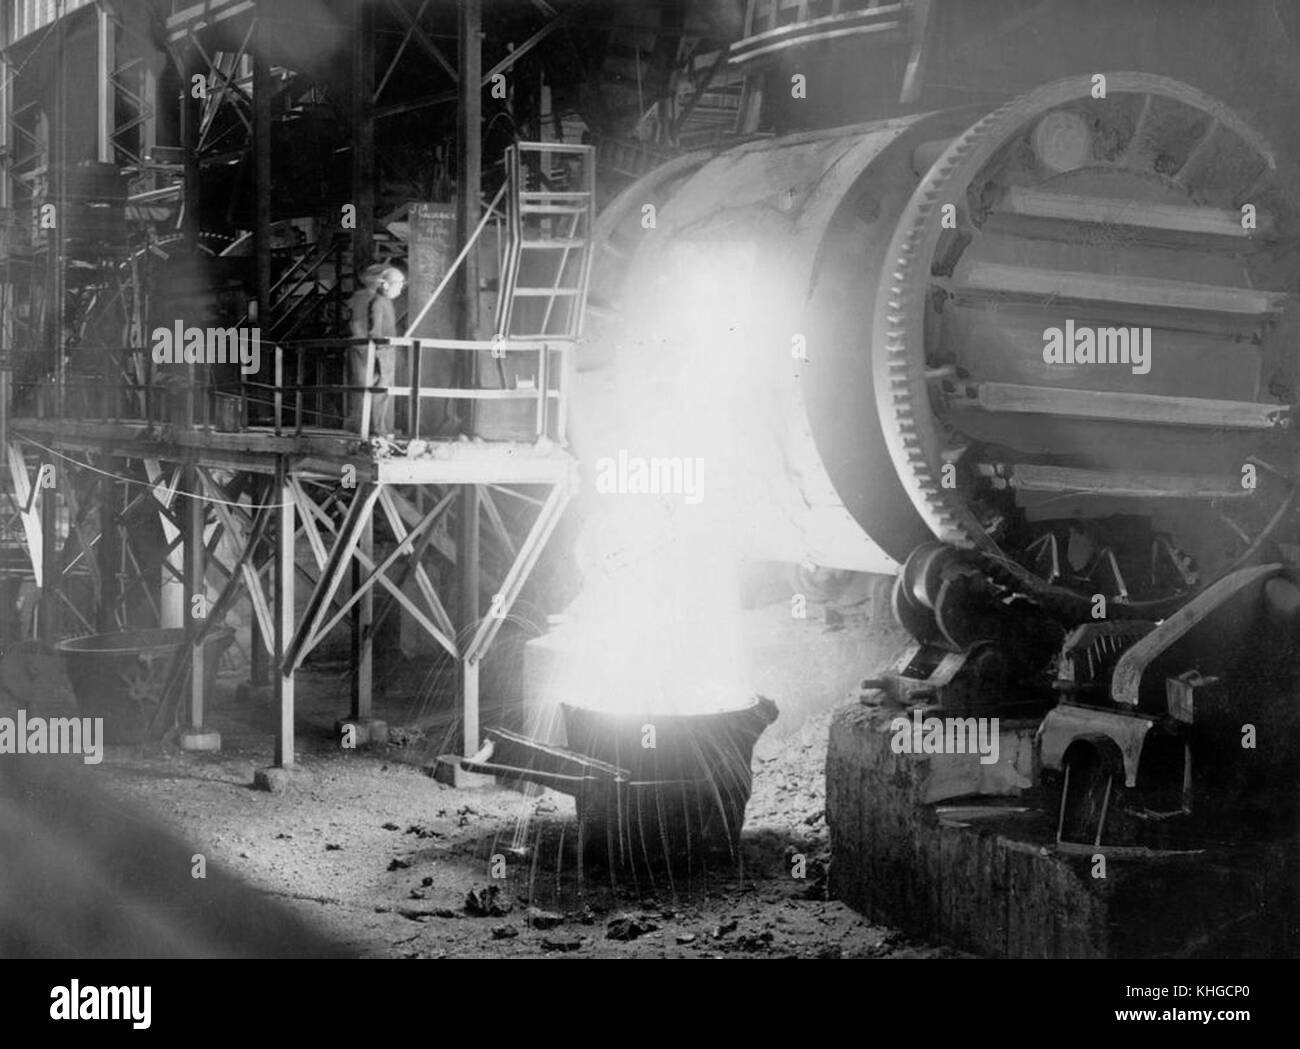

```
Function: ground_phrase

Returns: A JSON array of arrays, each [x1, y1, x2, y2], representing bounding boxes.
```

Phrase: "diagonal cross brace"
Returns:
[[384, 0, 457, 84], [197, 468, 275, 654], [286, 482, 381, 669], [287, 482, 459, 663], [301, 487, 459, 660], [376, 486, 456, 639], [464, 478, 572, 666], [147, 482, 275, 735], [6, 441, 43, 586]]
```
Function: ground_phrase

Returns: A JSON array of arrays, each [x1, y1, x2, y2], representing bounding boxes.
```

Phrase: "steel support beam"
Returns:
[[97, 3, 115, 163], [456, 0, 482, 351], [352, 0, 376, 270], [458, 483, 480, 755], [457, 0, 483, 757], [253, 17, 272, 337]]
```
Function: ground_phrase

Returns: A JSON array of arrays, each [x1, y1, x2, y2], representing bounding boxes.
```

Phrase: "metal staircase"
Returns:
[[496, 142, 596, 342], [245, 234, 352, 342]]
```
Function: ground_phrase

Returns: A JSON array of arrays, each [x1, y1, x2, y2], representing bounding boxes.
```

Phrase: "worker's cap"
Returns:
[[359, 263, 387, 287], [379, 265, 406, 286]]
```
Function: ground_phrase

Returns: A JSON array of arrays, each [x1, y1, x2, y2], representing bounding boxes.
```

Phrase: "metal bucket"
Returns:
[[55, 627, 235, 743]]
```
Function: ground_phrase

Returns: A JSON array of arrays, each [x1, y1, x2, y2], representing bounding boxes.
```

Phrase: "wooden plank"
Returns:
[[997, 185, 1273, 239], [1001, 463, 1253, 500], [940, 308, 1262, 401], [957, 261, 1287, 315], [967, 382, 1288, 430], [394, 386, 541, 400]]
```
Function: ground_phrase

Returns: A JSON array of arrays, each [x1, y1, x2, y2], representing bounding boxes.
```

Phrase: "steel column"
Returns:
[[457, 0, 483, 758], [183, 469, 207, 729], [350, 510, 374, 722], [253, 16, 271, 341], [352, 0, 375, 269], [274, 463, 296, 768], [97, 3, 115, 163], [458, 484, 480, 756]]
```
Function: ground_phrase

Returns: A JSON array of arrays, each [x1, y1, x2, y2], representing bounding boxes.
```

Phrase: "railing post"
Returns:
[[409, 338, 422, 438], [359, 339, 375, 438], [535, 342, 547, 439], [557, 341, 572, 444], [273, 344, 283, 436]]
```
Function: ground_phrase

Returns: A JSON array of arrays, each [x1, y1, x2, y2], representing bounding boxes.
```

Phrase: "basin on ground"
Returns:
[[56, 628, 235, 743]]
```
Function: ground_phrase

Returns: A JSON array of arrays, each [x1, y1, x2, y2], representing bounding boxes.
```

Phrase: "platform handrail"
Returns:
[[8, 333, 574, 445]]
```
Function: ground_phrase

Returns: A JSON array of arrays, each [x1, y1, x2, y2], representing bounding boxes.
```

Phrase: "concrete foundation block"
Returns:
[[179, 728, 221, 752], [826, 700, 1298, 957]]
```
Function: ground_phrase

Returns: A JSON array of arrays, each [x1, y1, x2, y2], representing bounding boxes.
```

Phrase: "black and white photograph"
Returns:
[[0, 0, 1296, 1023]]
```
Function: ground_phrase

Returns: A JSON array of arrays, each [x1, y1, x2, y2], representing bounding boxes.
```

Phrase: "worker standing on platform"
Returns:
[[345, 263, 404, 437], [370, 264, 405, 437]]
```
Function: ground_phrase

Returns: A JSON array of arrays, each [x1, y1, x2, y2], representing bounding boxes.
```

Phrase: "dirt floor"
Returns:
[[83, 659, 963, 959]]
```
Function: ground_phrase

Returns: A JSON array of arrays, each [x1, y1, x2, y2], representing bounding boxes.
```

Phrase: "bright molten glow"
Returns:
[[551, 239, 769, 716], [556, 502, 752, 716]]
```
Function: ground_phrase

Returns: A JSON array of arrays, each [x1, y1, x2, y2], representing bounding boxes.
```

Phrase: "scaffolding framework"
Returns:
[[2, 0, 596, 769]]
